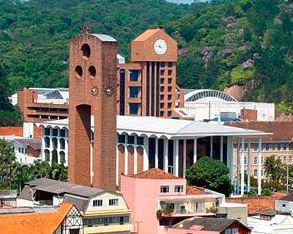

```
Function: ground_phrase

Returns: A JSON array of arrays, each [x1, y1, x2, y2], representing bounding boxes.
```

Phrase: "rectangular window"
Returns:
[[160, 78, 164, 84], [160, 62, 165, 67], [168, 103, 172, 108], [168, 94, 172, 100], [119, 69, 125, 115], [168, 111, 172, 117], [129, 70, 139, 81], [168, 70, 172, 76], [59, 129, 66, 137], [168, 62, 173, 67], [137, 137, 144, 145], [52, 128, 58, 136], [118, 135, 126, 144], [174, 185, 183, 192], [129, 103, 139, 115], [168, 86, 172, 92], [45, 128, 50, 136], [109, 198, 119, 206], [160, 185, 169, 193], [160, 94, 164, 100], [128, 135, 135, 144], [129, 87, 139, 98], [168, 78, 172, 84], [93, 199, 103, 207], [160, 103, 164, 108], [160, 70, 165, 76]]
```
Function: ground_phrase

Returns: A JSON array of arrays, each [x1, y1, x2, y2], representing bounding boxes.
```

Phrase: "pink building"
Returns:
[[120, 168, 225, 234]]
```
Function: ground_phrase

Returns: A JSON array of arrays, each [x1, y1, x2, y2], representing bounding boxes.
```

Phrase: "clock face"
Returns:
[[154, 39, 167, 55]]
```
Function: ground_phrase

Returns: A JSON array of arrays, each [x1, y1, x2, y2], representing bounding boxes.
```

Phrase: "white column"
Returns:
[[183, 139, 187, 178], [241, 138, 245, 196], [116, 144, 119, 186], [134, 136, 138, 174], [41, 127, 45, 161], [155, 137, 159, 168], [174, 139, 179, 176], [227, 136, 233, 179], [247, 139, 251, 193], [210, 136, 213, 158], [193, 138, 197, 164], [124, 135, 128, 175], [163, 139, 169, 173], [220, 136, 224, 162], [90, 141, 94, 186], [258, 138, 262, 195], [143, 137, 149, 171]]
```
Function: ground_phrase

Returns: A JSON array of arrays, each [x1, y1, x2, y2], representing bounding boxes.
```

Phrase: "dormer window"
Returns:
[[160, 185, 169, 193]]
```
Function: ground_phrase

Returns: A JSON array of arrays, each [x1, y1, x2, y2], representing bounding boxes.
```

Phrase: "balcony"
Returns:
[[157, 200, 215, 218]]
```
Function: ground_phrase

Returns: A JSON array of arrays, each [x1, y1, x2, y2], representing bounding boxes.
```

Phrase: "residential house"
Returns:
[[120, 168, 246, 234], [0, 203, 83, 234], [17, 178, 132, 234]]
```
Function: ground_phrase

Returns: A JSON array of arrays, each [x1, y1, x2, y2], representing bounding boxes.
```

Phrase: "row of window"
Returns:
[[160, 94, 172, 101], [44, 149, 66, 164], [160, 70, 173, 76], [160, 62, 173, 68], [160, 86, 173, 93], [44, 137, 66, 149], [243, 155, 293, 165], [44, 128, 66, 137], [225, 228, 238, 234], [118, 135, 144, 145], [237, 143, 293, 152], [160, 77, 173, 85], [160, 111, 172, 117], [16, 147, 27, 154], [160, 185, 184, 193], [93, 198, 119, 207], [83, 216, 129, 227]]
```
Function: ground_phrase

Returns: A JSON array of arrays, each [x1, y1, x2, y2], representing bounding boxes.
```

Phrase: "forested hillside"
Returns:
[[0, 0, 292, 116]]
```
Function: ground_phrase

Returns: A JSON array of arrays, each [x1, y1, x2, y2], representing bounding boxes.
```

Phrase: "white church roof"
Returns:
[[37, 116, 271, 139]]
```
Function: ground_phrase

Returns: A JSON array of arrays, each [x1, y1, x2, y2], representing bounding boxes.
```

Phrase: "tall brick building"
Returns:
[[117, 28, 184, 117], [68, 28, 117, 191]]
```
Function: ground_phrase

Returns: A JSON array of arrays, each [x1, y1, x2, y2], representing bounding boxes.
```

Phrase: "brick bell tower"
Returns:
[[68, 26, 117, 191]]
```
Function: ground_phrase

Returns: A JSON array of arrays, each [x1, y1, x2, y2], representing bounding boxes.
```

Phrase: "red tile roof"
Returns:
[[0, 203, 73, 234], [186, 186, 208, 195], [133, 28, 161, 41], [226, 192, 286, 215], [129, 168, 181, 179], [225, 121, 293, 142]]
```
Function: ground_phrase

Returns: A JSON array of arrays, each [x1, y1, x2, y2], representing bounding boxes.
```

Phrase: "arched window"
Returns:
[[52, 138, 58, 149], [45, 137, 50, 148], [44, 149, 50, 162], [59, 138, 65, 150], [59, 151, 66, 165], [51, 149, 58, 164]]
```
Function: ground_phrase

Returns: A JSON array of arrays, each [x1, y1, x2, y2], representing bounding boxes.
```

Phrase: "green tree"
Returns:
[[0, 139, 18, 189], [186, 157, 233, 196], [263, 155, 285, 181]]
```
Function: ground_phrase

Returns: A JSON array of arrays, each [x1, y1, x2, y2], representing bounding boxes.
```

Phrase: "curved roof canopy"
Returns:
[[184, 89, 237, 103]]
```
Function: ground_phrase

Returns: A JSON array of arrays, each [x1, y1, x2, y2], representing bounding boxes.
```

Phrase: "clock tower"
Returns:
[[117, 28, 183, 117], [68, 27, 117, 191]]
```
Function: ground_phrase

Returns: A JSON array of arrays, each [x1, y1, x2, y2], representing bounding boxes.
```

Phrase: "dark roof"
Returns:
[[258, 209, 276, 216], [225, 121, 293, 142], [277, 193, 293, 202], [18, 187, 34, 201], [10, 138, 42, 149], [25, 178, 105, 198], [63, 194, 88, 212], [173, 217, 250, 232]]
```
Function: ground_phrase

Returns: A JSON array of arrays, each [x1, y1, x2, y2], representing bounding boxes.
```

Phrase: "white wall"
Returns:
[[85, 192, 128, 212]]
